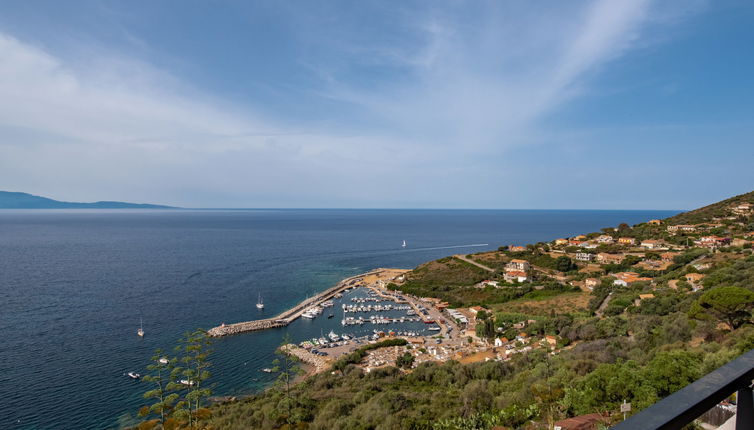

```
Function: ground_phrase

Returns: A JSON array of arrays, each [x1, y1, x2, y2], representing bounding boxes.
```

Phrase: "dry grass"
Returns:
[[490, 292, 590, 315]]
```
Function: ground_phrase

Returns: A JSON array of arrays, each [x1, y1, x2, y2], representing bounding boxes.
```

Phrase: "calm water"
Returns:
[[0, 209, 678, 429]]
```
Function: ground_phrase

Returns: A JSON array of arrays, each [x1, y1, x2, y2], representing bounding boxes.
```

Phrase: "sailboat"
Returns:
[[256, 292, 264, 309], [137, 318, 144, 337], [402, 240, 407, 248]]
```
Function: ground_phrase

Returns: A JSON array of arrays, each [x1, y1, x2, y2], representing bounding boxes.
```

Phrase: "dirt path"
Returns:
[[595, 292, 613, 318], [453, 254, 495, 272]]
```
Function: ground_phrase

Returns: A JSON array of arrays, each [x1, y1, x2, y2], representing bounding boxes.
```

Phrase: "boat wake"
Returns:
[[408, 244, 489, 252]]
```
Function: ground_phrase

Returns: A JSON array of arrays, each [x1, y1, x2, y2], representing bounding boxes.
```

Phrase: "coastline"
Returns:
[[208, 268, 409, 337]]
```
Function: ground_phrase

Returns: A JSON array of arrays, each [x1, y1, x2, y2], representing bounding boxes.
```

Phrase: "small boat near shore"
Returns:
[[261, 368, 274, 373], [256, 292, 264, 309], [180, 379, 196, 386], [127, 372, 140, 379]]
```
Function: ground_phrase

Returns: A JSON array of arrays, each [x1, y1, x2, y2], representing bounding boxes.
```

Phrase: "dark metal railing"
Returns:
[[610, 348, 754, 429]]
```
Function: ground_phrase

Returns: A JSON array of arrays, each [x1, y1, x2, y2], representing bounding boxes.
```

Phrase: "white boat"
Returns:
[[427, 326, 441, 331], [261, 368, 274, 373], [180, 379, 196, 386], [158, 357, 169, 365], [256, 293, 264, 309], [127, 372, 140, 379], [328, 330, 341, 342], [137, 318, 144, 338], [402, 240, 407, 248]]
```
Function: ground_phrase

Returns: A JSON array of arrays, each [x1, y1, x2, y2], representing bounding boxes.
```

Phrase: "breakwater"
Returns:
[[207, 269, 389, 337]]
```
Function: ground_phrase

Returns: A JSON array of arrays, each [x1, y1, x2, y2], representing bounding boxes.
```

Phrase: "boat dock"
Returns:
[[207, 269, 395, 337]]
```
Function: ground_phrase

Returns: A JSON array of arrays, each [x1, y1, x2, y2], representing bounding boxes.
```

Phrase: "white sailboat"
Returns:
[[256, 292, 264, 309], [402, 240, 407, 248], [137, 318, 144, 337]]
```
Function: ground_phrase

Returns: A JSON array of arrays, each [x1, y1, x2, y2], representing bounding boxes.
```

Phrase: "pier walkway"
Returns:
[[208, 269, 390, 337]]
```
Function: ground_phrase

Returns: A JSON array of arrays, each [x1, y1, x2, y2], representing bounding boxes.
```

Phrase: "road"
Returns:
[[453, 254, 495, 272]]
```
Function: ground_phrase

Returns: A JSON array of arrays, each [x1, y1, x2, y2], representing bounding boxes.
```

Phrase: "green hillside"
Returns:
[[665, 190, 754, 225], [133, 191, 754, 430]]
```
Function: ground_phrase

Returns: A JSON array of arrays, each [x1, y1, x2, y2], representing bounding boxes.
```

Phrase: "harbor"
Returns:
[[207, 268, 409, 337]]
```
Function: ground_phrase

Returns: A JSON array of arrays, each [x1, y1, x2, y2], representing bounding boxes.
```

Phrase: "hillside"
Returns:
[[138, 191, 754, 430], [665, 190, 754, 225], [0, 191, 174, 209]]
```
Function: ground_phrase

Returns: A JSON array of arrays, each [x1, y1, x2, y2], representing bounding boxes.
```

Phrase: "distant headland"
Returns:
[[0, 191, 175, 209]]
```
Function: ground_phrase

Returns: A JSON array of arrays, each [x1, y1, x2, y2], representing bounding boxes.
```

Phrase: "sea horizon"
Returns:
[[1, 208, 679, 429]]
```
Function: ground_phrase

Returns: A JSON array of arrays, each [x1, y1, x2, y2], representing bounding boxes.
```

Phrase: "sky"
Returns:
[[0, 0, 752, 209]]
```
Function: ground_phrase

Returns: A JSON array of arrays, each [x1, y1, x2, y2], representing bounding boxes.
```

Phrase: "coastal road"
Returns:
[[453, 254, 495, 272]]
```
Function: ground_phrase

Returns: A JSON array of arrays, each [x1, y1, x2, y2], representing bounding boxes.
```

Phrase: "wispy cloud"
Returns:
[[0, 1, 703, 207]]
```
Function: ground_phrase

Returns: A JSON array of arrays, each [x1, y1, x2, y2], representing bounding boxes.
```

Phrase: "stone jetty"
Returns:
[[207, 269, 389, 337]]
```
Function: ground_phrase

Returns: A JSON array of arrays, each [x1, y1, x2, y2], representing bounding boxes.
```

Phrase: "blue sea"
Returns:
[[0, 209, 679, 429]]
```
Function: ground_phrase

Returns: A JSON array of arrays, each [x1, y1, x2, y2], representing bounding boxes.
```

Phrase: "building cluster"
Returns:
[[503, 259, 531, 283]]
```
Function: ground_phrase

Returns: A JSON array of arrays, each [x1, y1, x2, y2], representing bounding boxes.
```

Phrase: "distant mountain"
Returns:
[[0, 191, 175, 209]]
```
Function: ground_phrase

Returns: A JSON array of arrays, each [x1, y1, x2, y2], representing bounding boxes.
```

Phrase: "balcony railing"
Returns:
[[610, 348, 754, 429]]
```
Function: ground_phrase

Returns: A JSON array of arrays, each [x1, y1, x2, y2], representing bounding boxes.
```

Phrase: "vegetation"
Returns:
[[689, 286, 754, 329], [138, 330, 214, 430], [332, 339, 409, 371], [201, 190, 754, 429], [665, 190, 754, 225]]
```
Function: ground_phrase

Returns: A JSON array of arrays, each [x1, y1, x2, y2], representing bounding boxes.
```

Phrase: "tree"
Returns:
[[555, 256, 575, 273], [138, 350, 180, 429], [396, 352, 415, 369], [272, 333, 303, 426], [173, 329, 213, 428], [688, 286, 754, 329]]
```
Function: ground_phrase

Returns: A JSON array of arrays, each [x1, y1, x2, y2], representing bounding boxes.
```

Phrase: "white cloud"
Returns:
[[0, 1, 698, 207]]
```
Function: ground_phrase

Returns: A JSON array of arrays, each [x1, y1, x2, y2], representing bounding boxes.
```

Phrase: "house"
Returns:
[[648, 219, 662, 225], [555, 238, 569, 245], [692, 262, 711, 271], [585, 278, 600, 290], [661, 252, 679, 262], [640, 239, 664, 249], [581, 242, 599, 249], [494, 337, 509, 347], [732, 203, 753, 215], [447, 309, 469, 324], [469, 306, 488, 315], [508, 245, 527, 252], [597, 253, 624, 264], [667, 224, 697, 233], [504, 270, 529, 283], [506, 259, 531, 272], [694, 236, 731, 248], [596, 235, 614, 244], [618, 237, 636, 245], [574, 234, 587, 240], [515, 333, 528, 342], [635, 293, 655, 306], [569, 240, 585, 247], [685, 273, 705, 284], [613, 272, 652, 287], [554, 413, 608, 430], [575, 252, 594, 262], [481, 280, 500, 288]]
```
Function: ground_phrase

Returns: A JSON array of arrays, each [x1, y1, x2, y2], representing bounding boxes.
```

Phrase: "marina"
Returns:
[[207, 268, 410, 337]]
